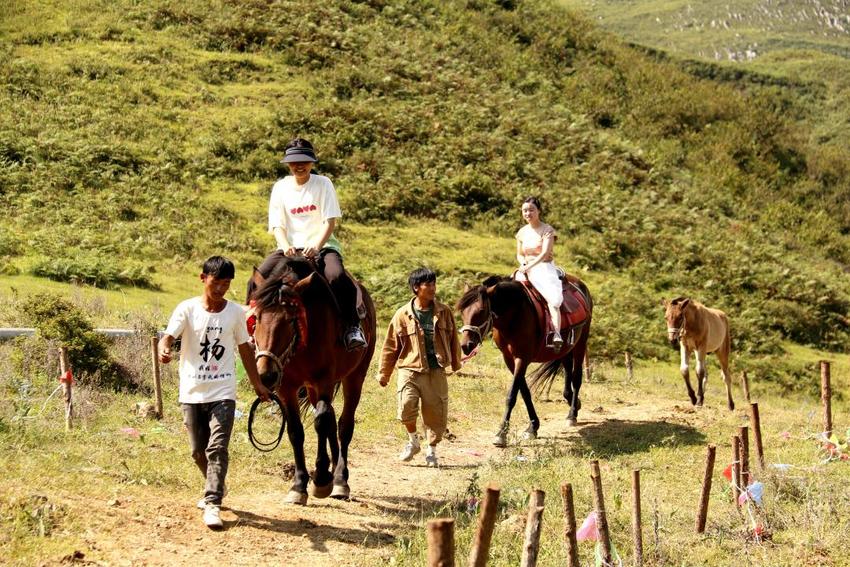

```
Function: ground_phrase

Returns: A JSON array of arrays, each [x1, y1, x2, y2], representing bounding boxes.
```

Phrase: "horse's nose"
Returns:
[[461, 341, 475, 356], [260, 371, 278, 390], [669, 338, 680, 351]]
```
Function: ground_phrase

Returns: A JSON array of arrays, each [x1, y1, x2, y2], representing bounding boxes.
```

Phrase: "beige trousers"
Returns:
[[397, 367, 448, 445]]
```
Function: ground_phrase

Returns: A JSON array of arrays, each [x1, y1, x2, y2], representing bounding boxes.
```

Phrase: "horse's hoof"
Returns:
[[330, 484, 351, 500], [566, 418, 577, 427], [310, 482, 333, 499], [521, 422, 539, 441], [284, 490, 308, 505], [493, 422, 509, 447]]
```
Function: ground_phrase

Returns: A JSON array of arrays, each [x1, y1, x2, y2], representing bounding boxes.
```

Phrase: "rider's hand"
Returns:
[[284, 247, 298, 257], [302, 246, 318, 259], [376, 374, 389, 388], [159, 348, 172, 364]]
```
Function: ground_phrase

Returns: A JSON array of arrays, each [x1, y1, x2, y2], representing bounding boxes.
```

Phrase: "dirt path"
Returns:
[[54, 397, 712, 566]]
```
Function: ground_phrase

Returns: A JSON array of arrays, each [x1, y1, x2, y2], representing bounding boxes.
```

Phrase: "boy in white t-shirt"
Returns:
[[158, 256, 270, 529]]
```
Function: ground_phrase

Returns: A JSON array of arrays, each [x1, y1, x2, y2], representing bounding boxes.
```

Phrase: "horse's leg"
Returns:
[[717, 341, 734, 411], [566, 338, 587, 426], [680, 344, 697, 405], [310, 396, 338, 499], [695, 350, 708, 407], [492, 355, 515, 447], [332, 374, 363, 500], [282, 392, 310, 505], [494, 358, 537, 447]]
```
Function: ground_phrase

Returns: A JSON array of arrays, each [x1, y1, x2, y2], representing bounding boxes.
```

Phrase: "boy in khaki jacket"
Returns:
[[377, 268, 462, 467]]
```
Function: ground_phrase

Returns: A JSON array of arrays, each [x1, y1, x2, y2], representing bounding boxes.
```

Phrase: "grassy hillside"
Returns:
[[2, 0, 850, 378]]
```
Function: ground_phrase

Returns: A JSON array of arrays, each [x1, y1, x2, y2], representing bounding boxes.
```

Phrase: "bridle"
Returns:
[[667, 316, 685, 341], [253, 292, 304, 380], [460, 294, 494, 343]]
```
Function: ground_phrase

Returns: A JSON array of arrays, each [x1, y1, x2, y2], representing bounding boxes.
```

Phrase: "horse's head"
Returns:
[[662, 297, 690, 349], [250, 266, 307, 390], [456, 283, 494, 356]]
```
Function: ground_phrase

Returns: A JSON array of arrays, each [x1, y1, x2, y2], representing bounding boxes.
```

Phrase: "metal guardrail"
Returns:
[[0, 328, 147, 339]]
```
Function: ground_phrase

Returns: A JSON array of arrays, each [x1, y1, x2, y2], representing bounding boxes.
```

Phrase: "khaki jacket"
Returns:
[[378, 299, 463, 382]]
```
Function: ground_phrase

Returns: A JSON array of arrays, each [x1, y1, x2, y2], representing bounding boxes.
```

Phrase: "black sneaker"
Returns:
[[344, 326, 367, 350]]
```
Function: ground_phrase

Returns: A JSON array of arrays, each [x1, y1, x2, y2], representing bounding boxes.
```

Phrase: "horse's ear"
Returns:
[[485, 284, 498, 297], [660, 297, 667, 308], [463, 282, 472, 293], [680, 298, 691, 309], [251, 267, 266, 288]]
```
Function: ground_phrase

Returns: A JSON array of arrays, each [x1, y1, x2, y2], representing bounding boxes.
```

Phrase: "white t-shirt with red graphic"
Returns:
[[268, 174, 343, 253], [164, 298, 250, 404]]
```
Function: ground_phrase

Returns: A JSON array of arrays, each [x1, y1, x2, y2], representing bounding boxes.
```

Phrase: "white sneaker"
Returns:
[[399, 442, 421, 462], [203, 504, 223, 529], [197, 486, 227, 509], [425, 454, 439, 468]]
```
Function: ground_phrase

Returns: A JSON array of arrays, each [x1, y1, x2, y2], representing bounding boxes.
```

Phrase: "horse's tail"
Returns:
[[528, 359, 563, 397], [297, 383, 343, 421]]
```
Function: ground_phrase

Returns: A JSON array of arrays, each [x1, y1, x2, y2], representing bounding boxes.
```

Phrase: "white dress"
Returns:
[[515, 225, 563, 308]]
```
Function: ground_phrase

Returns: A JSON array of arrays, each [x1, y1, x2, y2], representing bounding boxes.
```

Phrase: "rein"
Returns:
[[248, 290, 305, 453], [247, 392, 287, 452]]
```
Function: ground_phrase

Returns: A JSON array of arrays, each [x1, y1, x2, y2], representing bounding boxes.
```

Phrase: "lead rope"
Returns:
[[248, 392, 287, 452]]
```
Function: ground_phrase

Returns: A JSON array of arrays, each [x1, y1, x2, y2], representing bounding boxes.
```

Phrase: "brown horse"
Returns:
[[249, 252, 376, 504], [663, 297, 734, 410], [457, 275, 593, 446]]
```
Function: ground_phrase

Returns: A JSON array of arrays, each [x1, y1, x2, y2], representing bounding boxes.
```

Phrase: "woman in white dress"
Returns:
[[515, 197, 563, 349]]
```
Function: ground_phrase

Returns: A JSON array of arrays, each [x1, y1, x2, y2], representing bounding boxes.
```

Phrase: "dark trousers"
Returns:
[[182, 399, 235, 506], [318, 249, 360, 327]]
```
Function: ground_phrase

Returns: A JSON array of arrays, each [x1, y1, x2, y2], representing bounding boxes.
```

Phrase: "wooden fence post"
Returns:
[[821, 360, 832, 436], [590, 460, 612, 564], [427, 518, 455, 567], [561, 483, 580, 567], [749, 403, 765, 470], [731, 435, 741, 506], [695, 444, 716, 533], [741, 371, 751, 404], [738, 425, 749, 489], [632, 469, 643, 567], [469, 483, 500, 567], [150, 337, 163, 419], [584, 351, 592, 382], [58, 347, 73, 431], [521, 489, 545, 567], [625, 352, 634, 381]]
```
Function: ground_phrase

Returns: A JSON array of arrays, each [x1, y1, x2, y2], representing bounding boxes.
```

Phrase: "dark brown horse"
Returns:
[[248, 252, 376, 504], [457, 275, 593, 446]]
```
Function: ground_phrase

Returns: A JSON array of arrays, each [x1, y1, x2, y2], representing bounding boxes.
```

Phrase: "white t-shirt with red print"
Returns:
[[268, 174, 343, 253], [164, 298, 250, 404]]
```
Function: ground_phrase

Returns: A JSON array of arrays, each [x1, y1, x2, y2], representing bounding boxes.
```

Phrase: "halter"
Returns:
[[460, 294, 494, 342], [253, 293, 304, 379]]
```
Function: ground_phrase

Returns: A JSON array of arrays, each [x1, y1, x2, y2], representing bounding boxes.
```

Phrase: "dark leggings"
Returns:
[[318, 249, 360, 327]]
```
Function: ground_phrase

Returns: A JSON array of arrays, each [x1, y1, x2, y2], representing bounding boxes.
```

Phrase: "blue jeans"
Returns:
[[182, 399, 235, 506]]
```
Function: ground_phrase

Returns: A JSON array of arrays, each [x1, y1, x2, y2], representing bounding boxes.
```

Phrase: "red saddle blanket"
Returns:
[[520, 278, 589, 334]]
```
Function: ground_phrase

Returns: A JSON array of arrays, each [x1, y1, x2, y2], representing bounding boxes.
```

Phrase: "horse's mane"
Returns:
[[252, 255, 314, 310], [455, 276, 513, 310]]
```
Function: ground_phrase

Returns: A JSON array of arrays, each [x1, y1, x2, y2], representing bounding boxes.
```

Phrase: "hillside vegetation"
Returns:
[[2, 0, 850, 379]]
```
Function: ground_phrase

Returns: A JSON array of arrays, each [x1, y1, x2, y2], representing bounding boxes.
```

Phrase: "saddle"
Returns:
[[519, 275, 589, 349]]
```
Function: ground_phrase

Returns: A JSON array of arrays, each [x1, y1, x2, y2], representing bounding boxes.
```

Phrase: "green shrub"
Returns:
[[16, 293, 137, 391], [32, 251, 158, 290]]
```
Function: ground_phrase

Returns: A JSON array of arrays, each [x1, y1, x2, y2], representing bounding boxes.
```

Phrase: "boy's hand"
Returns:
[[159, 348, 172, 364], [376, 374, 389, 388], [254, 384, 273, 402]]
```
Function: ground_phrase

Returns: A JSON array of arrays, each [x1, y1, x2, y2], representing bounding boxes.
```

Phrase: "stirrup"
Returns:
[[344, 326, 367, 350]]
